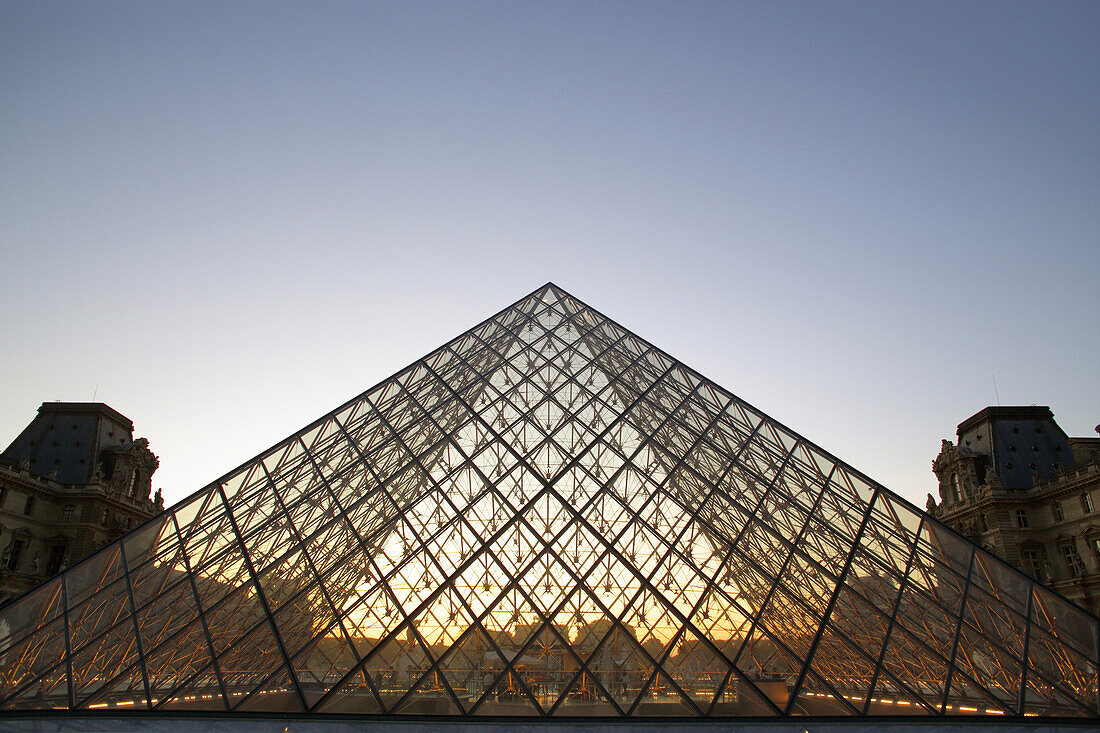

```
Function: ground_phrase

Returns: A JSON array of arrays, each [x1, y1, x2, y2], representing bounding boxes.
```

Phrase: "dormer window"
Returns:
[[950, 473, 961, 502]]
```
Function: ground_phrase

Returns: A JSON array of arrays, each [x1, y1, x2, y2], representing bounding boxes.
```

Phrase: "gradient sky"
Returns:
[[1, 1, 1097, 510]]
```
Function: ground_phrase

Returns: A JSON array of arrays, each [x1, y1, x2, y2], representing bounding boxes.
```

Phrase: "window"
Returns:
[[1021, 549, 1045, 580], [46, 544, 66, 576], [6, 540, 24, 571], [1052, 502, 1064, 522], [1062, 543, 1086, 578], [100, 509, 109, 526], [1083, 493, 1094, 514], [1092, 537, 1100, 561], [23, 496, 35, 516], [950, 473, 961, 502], [61, 504, 74, 522], [1016, 509, 1029, 528]]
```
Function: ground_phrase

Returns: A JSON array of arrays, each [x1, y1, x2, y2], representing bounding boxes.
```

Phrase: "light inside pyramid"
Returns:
[[0, 284, 1096, 718]]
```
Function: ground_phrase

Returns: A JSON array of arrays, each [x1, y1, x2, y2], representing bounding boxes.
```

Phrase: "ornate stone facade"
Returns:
[[928, 406, 1100, 615], [0, 402, 164, 605]]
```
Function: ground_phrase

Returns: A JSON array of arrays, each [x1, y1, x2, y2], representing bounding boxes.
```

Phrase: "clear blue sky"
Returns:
[[1, 1, 1097, 509]]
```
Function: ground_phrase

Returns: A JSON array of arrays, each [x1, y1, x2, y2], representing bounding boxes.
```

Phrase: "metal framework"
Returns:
[[0, 283, 1096, 718]]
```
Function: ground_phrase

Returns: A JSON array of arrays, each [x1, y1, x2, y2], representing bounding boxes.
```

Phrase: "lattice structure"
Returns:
[[0, 284, 1097, 718]]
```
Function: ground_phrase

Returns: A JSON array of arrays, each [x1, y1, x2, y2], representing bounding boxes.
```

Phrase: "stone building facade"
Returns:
[[928, 406, 1100, 615], [0, 402, 164, 605]]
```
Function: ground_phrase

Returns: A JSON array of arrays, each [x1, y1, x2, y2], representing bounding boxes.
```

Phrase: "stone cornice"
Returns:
[[0, 463, 157, 514], [933, 460, 1099, 517]]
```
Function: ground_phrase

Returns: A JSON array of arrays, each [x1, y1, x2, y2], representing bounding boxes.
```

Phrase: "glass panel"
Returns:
[[234, 664, 303, 712], [72, 620, 142, 705], [346, 632, 431, 713], [662, 628, 732, 713], [0, 619, 68, 706], [805, 624, 876, 712], [790, 668, 857, 715], [215, 619, 291, 707], [552, 667, 619, 716], [64, 544, 125, 611], [121, 514, 178, 569], [711, 669, 779, 716], [79, 661, 147, 710], [2, 283, 1098, 718], [877, 622, 951, 712], [0, 577, 63, 658], [201, 582, 268, 658], [1, 661, 68, 710], [1026, 624, 1099, 716], [288, 620, 364, 709], [144, 616, 217, 707], [133, 577, 200, 657], [867, 672, 934, 715], [190, 542, 253, 612], [66, 576, 132, 654], [154, 662, 227, 711]]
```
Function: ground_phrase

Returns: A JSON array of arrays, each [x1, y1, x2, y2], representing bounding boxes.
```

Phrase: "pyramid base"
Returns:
[[1, 713, 1097, 732]]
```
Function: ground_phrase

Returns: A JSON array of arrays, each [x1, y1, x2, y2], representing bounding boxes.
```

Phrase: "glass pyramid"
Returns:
[[1, 284, 1096, 718]]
